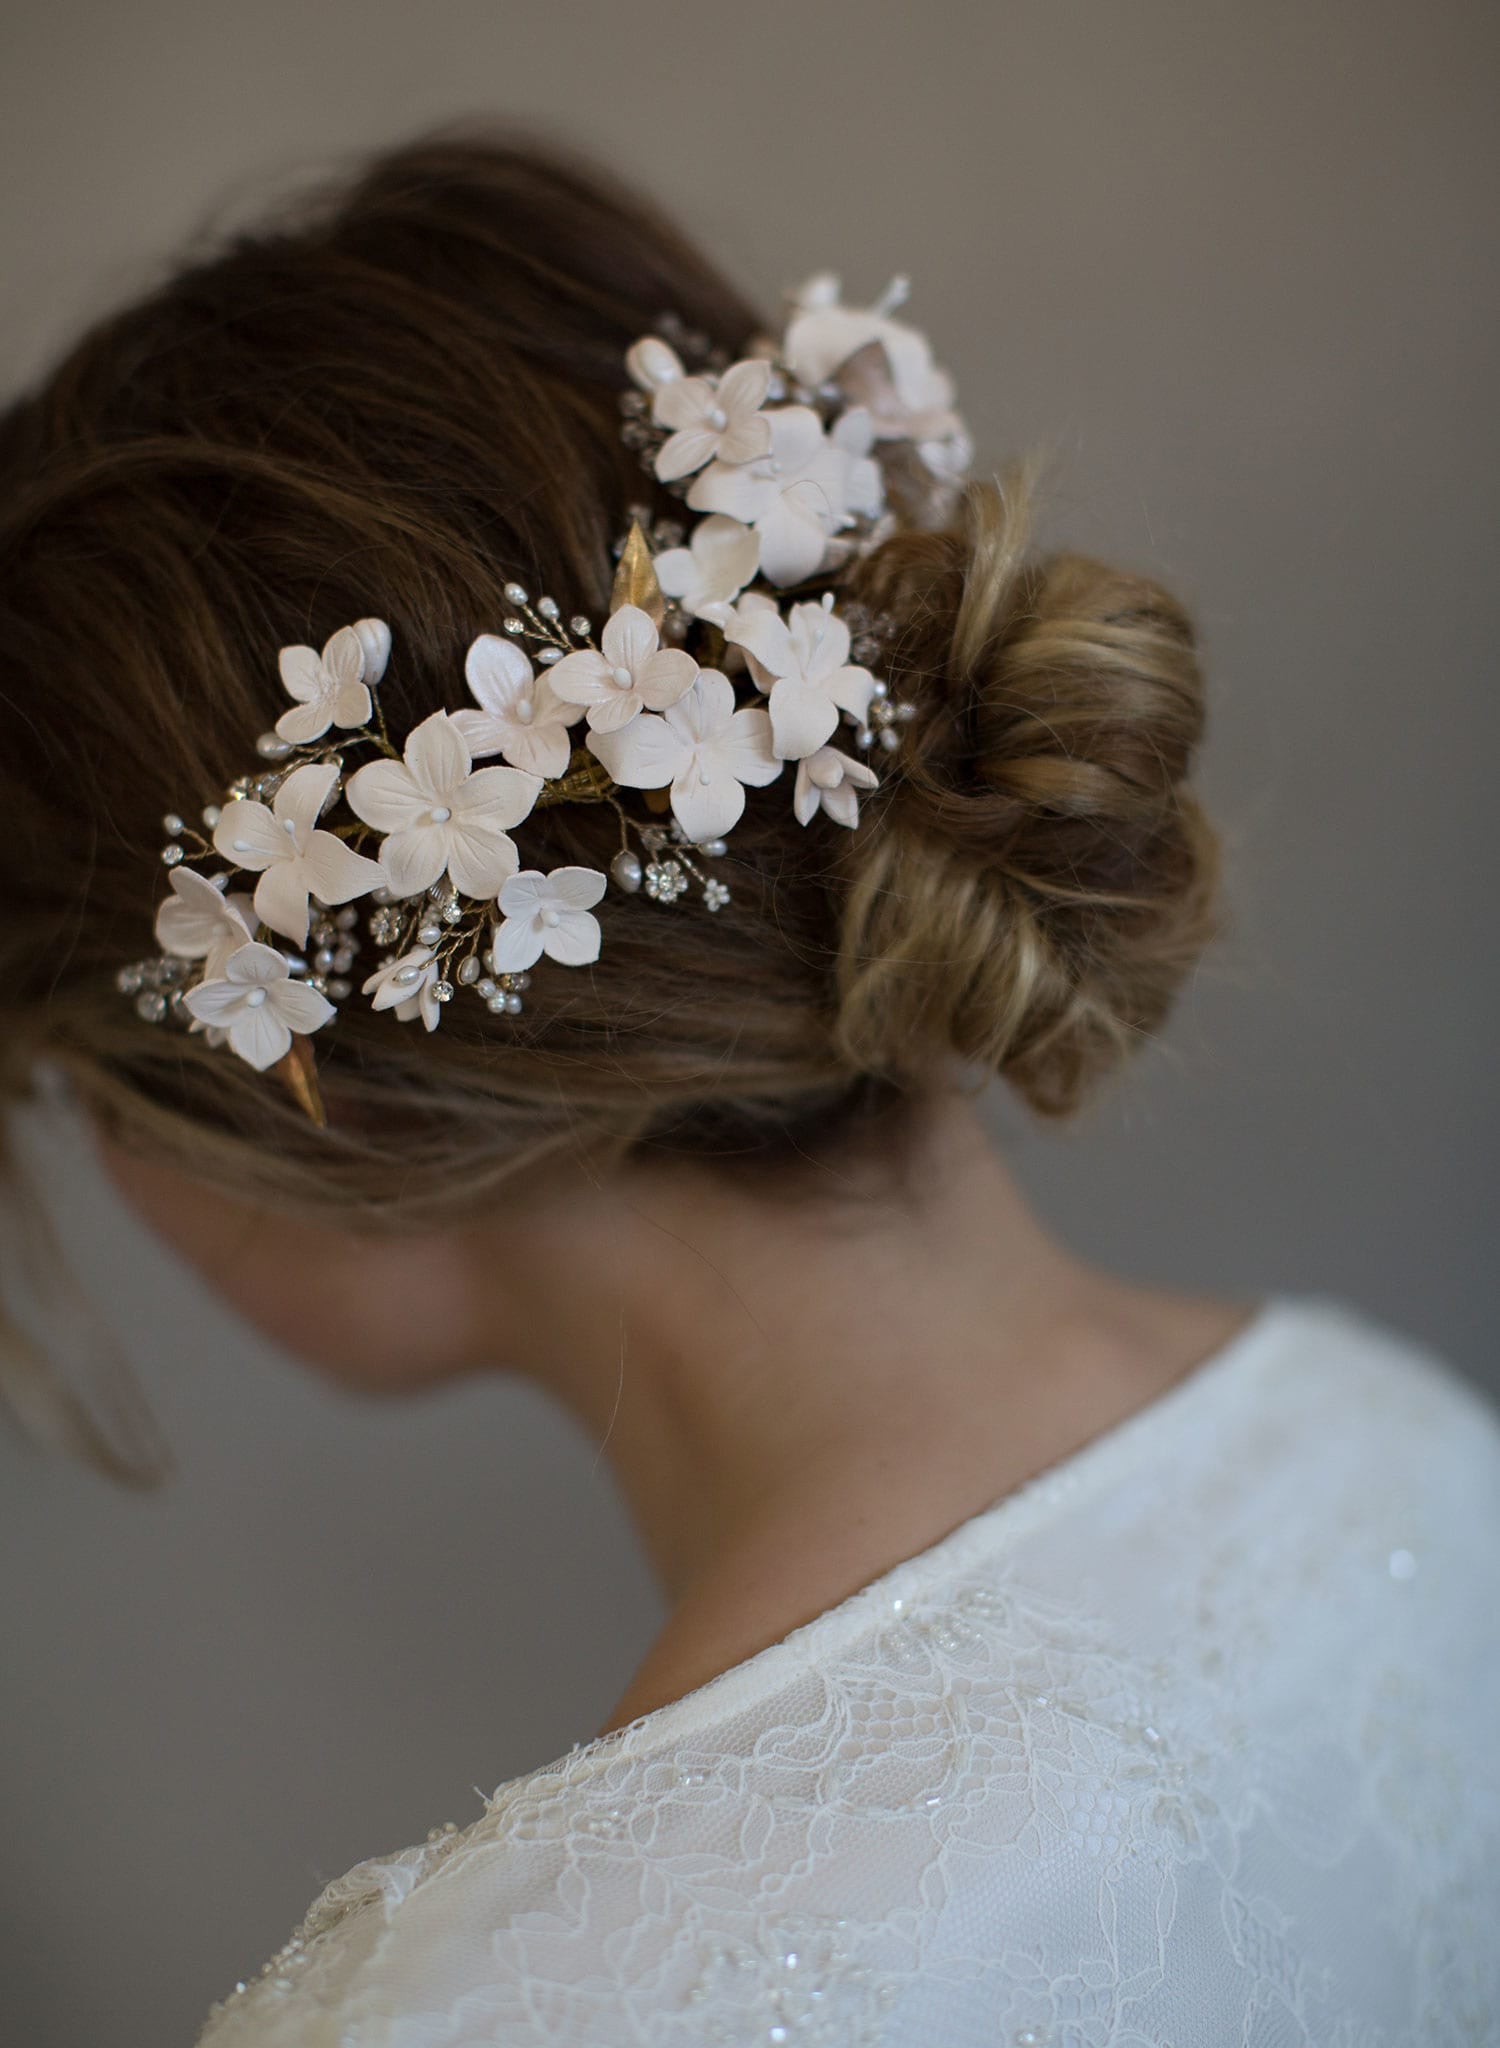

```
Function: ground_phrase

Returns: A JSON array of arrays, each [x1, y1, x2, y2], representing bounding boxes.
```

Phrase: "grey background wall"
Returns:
[[1, 3, 1495, 2042]]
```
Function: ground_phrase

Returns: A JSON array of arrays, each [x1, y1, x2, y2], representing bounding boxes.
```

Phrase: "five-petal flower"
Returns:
[[345, 711, 541, 900], [274, 619, 390, 745], [154, 867, 258, 979], [687, 406, 884, 587], [183, 942, 335, 1070], [589, 669, 779, 843], [652, 359, 773, 481], [782, 272, 968, 466], [450, 634, 583, 781], [723, 593, 878, 760], [213, 761, 385, 946], [548, 604, 698, 734], [793, 745, 880, 828], [361, 946, 444, 1031], [491, 867, 606, 974], [654, 515, 761, 625]]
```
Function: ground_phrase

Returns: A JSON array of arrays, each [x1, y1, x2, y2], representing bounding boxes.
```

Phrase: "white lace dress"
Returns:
[[195, 1298, 1500, 2046]]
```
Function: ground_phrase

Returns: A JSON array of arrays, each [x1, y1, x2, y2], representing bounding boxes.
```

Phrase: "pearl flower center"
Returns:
[[245, 987, 268, 1008], [708, 406, 728, 430], [514, 696, 534, 724], [427, 805, 452, 824], [610, 665, 635, 689], [542, 909, 561, 928]]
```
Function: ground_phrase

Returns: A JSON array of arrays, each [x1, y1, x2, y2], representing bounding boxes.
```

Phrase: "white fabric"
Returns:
[[196, 1298, 1500, 2046]]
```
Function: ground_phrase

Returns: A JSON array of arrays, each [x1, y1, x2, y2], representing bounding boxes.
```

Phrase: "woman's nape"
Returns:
[[102, 1083, 1250, 1737]]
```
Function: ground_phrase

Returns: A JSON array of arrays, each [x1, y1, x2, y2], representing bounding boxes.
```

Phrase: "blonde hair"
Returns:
[[0, 136, 1219, 1480]]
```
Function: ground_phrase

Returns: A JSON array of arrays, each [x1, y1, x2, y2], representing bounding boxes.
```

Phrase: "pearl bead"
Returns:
[[457, 957, 481, 986], [504, 582, 529, 605], [394, 965, 423, 986], [542, 909, 560, 927], [708, 406, 728, 430], [515, 698, 534, 724], [610, 850, 643, 893], [611, 666, 634, 689], [255, 731, 292, 759], [428, 806, 451, 824], [245, 988, 267, 1008]]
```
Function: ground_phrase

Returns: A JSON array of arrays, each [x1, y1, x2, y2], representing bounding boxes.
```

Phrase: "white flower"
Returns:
[[213, 761, 385, 946], [449, 634, 583, 780], [344, 710, 541, 900], [154, 868, 257, 979], [491, 867, 606, 974], [687, 406, 884, 587], [548, 604, 698, 734], [651, 359, 773, 481], [723, 592, 878, 760], [274, 619, 390, 745], [361, 946, 444, 1031], [654, 515, 761, 625], [782, 273, 968, 463], [793, 746, 879, 828], [183, 942, 334, 1071], [589, 669, 780, 843]]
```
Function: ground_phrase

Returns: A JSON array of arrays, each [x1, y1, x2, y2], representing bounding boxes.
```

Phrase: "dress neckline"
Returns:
[[517, 1293, 1305, 1788]]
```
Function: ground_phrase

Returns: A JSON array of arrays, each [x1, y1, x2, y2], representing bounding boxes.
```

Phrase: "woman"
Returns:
[[2, 137, 1496, 2046]]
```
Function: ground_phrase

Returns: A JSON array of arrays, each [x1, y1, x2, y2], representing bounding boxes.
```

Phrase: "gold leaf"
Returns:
[[610, 521, 665, 628], [272, 1034, 327, 1129]]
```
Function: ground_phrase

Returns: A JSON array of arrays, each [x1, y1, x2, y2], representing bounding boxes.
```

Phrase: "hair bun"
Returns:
[[836, 474, 1221, 1115]]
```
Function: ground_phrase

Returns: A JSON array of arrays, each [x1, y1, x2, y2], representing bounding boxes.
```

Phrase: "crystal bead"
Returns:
[[135, 991, 167, 1023], [569, 615, 592, 637], [432, 981, 454, 1003], [503, 617, 525, 635], [161, 843, 184, 866], [504, 582, 530, 606]]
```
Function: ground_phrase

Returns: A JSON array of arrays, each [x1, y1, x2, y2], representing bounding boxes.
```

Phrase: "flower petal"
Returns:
[[213, 799, 284, 872], [224, 941, 289, 986], [546, 648, 613, 708], [546, 865, 608, 910], [655, 427, 720, 482], [489, 916, 546, 974], [155, 868, 231, 957], [665, 669, 735, 745], [277, 644, 323, 706], [322, 626, 365, 687], [183, 979, 248, 1029], [542, 909, 601, 967], [253, 861, 313, 945], [452, 765, 542, 833], [345, 758, 424, 833], [228, 1003, 293, 1072], [652, 374, 714, 431], [722, 601, 793, 680], [584, 690, 644, 734], [588, 713, 689, 790], [768, 680, 840, 761], [445, 825, 519, 901], [273, 761, 340, 838], [636, 647, 698, 712], [379, 827, 448, 899], [496, 870, 550, 918], [300, 831, 385, 907], [721, 706, 782, 786], [403, 711, 470, 802], [465, 633, 534, 716], [272, 980, 336, 1035], [329, 678, 373, 729], [718, 357, 772, 416], [275, 698, 333, 744], [600, 605, 659, 675], [670, 763, 745, 844], [718, 415, 773, 465], [756, 500, 831, 587]]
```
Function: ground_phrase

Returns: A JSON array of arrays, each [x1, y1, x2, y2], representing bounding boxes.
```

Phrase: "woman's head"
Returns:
[[0, 135, 1218, 1450]]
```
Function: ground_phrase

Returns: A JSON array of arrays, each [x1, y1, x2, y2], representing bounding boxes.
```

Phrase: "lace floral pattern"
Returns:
[[195, 1302, 1500, 2047]]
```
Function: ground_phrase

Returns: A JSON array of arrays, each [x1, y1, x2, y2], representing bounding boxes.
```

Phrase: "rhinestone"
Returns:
[[457, 956, 481, 986], [255, 731, 292, 760], [432, 981, 454, 1003], [504, 582, 530, 606], [702, 880, 730, 912], [643, 859, 687, 903], [135, 991, 167, 1023], [536, 645, 562, 665], [503, 617, 525, 635], [569, 615, 592, 637], [536, 596, 559, 619], [161, 843, 184, 866], [895, 700, 917, 722]]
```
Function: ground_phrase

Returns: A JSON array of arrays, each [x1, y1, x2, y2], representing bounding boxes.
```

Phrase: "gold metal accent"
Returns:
[[610, 521, 665, 627], [534, 749, 616, 807], [272, 1034, 327, 1128]]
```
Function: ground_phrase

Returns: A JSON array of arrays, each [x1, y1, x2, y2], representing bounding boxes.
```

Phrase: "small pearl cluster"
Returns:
[[497, 581, 597, 666]]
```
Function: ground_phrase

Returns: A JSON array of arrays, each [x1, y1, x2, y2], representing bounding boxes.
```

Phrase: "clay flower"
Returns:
[[654, 515, 761, 625], [213, 761, 384, 946], [589, 669, 780, 843], [723, 592, 878, 759], [274, 619, 390, 744], [450, 634, 583, 781], [793, 746, 879, 828], [687, 406, 883, 587], [548, 604, 698, 734], [361, 946, 444, 1031], [154, 868, 257, 980], [625, 336, 687, 394], [651, 359, 773, 481], [782, 272, 967, 461], [490, 866, 606, 974], [345, 711, 541, 900], [183, 942, 334, 1070]]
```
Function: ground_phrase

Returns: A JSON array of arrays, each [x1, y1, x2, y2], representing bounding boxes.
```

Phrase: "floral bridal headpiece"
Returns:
[[117, 272, 971, 1122]]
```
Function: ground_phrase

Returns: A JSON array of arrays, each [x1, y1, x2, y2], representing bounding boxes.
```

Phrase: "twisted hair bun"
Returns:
[[836, 476, 1219, 1115]]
